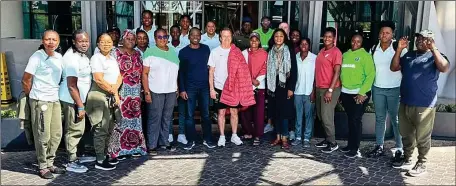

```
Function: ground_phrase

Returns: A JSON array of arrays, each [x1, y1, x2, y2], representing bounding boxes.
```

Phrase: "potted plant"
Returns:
[[432, 104, 456, 138], [1, 109, 28, 149]]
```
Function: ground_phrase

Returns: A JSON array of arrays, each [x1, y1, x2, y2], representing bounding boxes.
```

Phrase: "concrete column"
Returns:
[[307, 1, 323, 54], [0, 1, 24, 39], [434, 1, 456, 99]]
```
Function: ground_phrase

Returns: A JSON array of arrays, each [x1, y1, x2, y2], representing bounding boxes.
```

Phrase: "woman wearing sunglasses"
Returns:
[[142, 28, 179, 155]]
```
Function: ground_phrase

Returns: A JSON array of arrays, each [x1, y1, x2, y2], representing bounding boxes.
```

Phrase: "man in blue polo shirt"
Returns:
[[390, 30, 450, 177], [179, 27, 216, 150]]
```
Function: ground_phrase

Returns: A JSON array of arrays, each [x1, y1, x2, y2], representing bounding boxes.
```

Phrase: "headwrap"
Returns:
[[122, 29, 136, 40]]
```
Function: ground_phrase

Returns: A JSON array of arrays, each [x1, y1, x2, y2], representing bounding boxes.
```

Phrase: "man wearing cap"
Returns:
[[390, 30, 450, 176], [234, 17, 253, 51]]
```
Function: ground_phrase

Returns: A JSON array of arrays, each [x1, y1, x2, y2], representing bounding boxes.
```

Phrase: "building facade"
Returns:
[[0, 1, 454, 100]]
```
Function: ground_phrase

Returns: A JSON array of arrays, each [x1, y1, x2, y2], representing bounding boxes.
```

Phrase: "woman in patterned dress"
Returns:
[[108, 29, 147, 161]]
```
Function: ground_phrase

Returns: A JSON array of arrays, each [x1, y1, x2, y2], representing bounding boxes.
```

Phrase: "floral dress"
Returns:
[[108, 48, 147, 157]]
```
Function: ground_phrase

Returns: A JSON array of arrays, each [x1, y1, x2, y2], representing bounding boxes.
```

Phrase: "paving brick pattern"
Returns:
[[1, 138, 455, 185]]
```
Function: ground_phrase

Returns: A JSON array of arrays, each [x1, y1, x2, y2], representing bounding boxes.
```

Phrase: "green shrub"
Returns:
[[445, 104, 456, 113], [1, 109, 17, 119]]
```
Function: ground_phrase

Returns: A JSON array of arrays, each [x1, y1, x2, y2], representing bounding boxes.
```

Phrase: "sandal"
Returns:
[[270, 139, 281, 146], [253, 139, 260, 146]]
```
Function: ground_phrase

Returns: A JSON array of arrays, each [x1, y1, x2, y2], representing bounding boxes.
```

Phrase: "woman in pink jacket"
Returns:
[[239, 32, 268, 146]]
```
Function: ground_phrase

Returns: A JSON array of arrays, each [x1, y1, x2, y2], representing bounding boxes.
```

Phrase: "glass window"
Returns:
[[204, 1, 241, 32], [107, 1, 134, 32], [263, 1, 289, 29], [22, 1, 81, 51], [321, 1, 398, 52]]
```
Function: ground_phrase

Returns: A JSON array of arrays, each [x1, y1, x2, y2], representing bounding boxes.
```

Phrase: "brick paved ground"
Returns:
[[1, 137, 455, 185]]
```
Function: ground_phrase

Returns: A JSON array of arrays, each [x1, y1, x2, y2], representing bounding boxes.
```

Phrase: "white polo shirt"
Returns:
[[295, 52, 317, 95], [208, 46, 230, 90], [371, 41, 408, 88], [167, 43, 185, 56], [59, 48, 92, 104], [90, 53, 120, 84], [143, 46, 180, 94], [25, 49, 63, 102], [201, 33, 221, 51]]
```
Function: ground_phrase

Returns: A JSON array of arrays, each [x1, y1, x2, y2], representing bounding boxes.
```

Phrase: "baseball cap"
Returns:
[[415, 30, 435, 39], [249, 32, 260, 39]]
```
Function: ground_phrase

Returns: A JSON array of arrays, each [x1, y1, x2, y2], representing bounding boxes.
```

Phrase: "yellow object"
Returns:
[[1, 53, 13, 104]]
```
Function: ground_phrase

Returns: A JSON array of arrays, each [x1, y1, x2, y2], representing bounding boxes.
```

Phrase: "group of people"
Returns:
[[21, 9, 449, 179]]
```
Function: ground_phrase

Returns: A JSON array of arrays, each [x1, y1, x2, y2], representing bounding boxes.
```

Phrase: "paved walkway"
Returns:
[[1, 139, 455, 185]]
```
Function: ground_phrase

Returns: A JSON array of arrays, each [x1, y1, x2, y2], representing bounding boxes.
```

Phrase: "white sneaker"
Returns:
[[79, 155, 96, 163], [264, 124, 274, 133], [168, 134, 174, 143], [289, 131, 296, 141], [217, 136, 226, 147], [177, 134, 188, 145], [230, 134, 243, 146]]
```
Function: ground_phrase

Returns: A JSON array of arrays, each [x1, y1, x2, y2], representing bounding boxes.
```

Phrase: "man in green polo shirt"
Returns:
[[253, 16, 274, 50]]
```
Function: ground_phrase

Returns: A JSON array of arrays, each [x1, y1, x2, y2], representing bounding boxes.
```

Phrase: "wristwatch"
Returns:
[[328, 88, 333, 93], [144, 91, 150, 95]]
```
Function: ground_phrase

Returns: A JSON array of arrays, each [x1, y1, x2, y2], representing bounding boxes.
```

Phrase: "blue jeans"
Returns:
[[372, 86, 402, 148], [294, 95, 315, 141], [169, 98, 186, 135], [186, 86, 212, 143]]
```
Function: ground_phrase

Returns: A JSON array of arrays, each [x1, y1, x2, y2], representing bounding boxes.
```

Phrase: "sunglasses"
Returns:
[[156, 35, 169, 40]]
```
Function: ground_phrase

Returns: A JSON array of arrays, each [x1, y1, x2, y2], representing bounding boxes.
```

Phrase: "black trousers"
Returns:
[[340, 91, 371, 151]]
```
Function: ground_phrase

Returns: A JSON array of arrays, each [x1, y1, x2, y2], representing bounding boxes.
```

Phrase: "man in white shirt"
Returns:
[[59, 30, 95, 173], [208, 28, 243, 147], [367, 21, 408, 158], [201, 21, 220, 50]]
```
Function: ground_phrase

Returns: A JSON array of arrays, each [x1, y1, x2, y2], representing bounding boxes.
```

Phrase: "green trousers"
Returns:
[[86, 84, 120, 162], [29, 98, 62, 170], [315, 87, 341, 144], [61, 101, 85, 162], [399, 104, 436, 163]]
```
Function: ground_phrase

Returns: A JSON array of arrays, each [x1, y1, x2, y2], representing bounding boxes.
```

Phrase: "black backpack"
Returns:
[[371, 41, 398, 55]]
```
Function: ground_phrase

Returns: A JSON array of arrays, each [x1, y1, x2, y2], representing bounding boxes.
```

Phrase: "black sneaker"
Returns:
[[203, 141, 216, 149], [392, 150, 403, 163], [392, 155, 412, 169], [344, 150, 361, 158], [148, 148, 158, 156], [109, 158, 119, 165], [166, 145, 176, 152], [340, 146, 350, 153], [95, 158, 116, 171], [39, 169, 54, 179], [184, 142, 195, 150], [117, 155, 127, 161], [407, 161, 427, 177], [315, 140, 329, 148], [321, 143, 339, 153], [366, 145, 384, 158]]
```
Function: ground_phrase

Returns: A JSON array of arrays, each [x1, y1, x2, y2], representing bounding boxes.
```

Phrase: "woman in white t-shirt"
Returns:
[[58, 30, 94, 173], [142, 28, 179, 155], [22, 30, 65, 179], [85, 33, 122, 171]]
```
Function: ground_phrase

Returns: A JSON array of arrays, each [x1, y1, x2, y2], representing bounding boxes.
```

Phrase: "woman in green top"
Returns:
[[339, 32, 376, 158]]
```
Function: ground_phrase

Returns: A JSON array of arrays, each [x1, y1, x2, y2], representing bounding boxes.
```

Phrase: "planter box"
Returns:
[[313, 112, 393, 140], [1, 118, 32, 149], [432, 112, 456, 138]]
